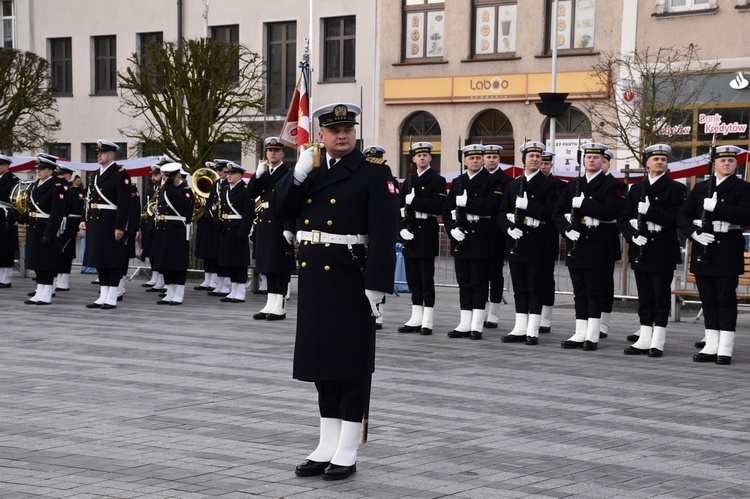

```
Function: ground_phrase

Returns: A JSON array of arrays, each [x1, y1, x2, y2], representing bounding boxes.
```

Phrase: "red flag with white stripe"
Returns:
[[279, 72, 310, 148]]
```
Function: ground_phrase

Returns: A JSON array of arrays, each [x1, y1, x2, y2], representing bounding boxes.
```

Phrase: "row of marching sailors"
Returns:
[[397, 139, 750, 365]]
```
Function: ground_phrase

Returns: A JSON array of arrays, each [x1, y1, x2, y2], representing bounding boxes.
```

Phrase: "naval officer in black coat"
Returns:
[[677, 145, 750, 365], [0, 154, 19, 288], [397, 141, 447, 335], [273, 102, 398, 481], [80, 140, 132, 310], [538, 150, 565, 334], [217, 162, 253, 302], [619, 144, 686, 357]]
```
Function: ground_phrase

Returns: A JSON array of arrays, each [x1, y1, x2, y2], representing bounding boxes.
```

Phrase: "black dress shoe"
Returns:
[[716, 356, 732, 365], [36, 301, 51, 306], [145, 287, 161, 293], [695, 341, 706, 349], [24, 299, 37, 305], [193, 285, 208, 290], [169, 301, 183, 306], [156, 300, 171, 305], [322, 463, 356, 481], [101, 304, 116, 310], [0, 282, 11, 288], [27, 291, 35, 297], [501, 334, 526, 343], [117, 295, 123, 302], [483, 321, 498, 329], [626, 334, 640, 342], [142, 283, 155, 288], [375, 323, 383, 330], [599, 331, 608, 339], [693, 353, 717, 362], [525, 336, 538, 345], [56, 287, 70, 292], [398, 325, 421, 333], [470, 331, 482, 340], [420, 328, 432, 335], [85, 303, 102, 309], [90, 280, 99, 284], [447, 330, 470, 338], [220, 297, 233, 302], [253, 312, 268, 320], [561, 340, 584, 349], [624, 346, 649, 355], [294, 459, 329, 477], [648, 348, 663, 358], [583, 340, 598, 351], [230, 298, 245, 303], [538, 326, 551, 334], [266, 313, 286, 321]]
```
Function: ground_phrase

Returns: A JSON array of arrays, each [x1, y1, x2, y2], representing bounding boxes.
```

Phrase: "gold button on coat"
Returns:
[[301, 262, 307, 267], [327, 220, 333, 226], [330, 198, 336, 204], [324, 265, 330, 271]]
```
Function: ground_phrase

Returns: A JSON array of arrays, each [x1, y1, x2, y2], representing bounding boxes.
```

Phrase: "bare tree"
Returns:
[[585, 45, 719, 166], [0, 48, 61, 153], [118, 37, 266, 170]]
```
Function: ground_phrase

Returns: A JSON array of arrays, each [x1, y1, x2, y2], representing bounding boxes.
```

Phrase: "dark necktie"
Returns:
[[329, 158, 336, 169]]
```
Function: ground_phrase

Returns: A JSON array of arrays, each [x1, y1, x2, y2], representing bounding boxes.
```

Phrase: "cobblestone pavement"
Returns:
[[1, 272, 750, 498]]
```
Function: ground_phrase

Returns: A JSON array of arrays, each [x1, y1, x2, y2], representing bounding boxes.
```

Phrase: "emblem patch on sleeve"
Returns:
[[59, 194, 65, 200], [386, 181, 396, 194], [124, 178, 130, 185]]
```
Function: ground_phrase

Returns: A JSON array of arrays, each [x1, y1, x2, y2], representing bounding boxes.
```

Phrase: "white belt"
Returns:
[[90, 203, 117, 210], [297, 230, 368, 245], [693, 219, 740, 230], [466, 214, 491, 222], [157, 215, 187, 222], [29, 212, 50, 219], [67, 214, 81, 218], [415, 212, 436, 220], [222, 214, 243, 220]]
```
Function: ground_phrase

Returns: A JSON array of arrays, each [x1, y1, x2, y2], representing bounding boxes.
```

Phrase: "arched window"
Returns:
[[399, 111, 441, 178], [468, 109, 515, 165], [542, 107, 592, 143]]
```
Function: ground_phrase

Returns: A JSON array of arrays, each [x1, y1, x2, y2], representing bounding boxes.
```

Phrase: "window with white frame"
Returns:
[[546, 0, 596, 52], [2, 0, 14, 48], [667, 0, 712, 11], [403, 0, 445, 61], [473, 1, 517, 57]]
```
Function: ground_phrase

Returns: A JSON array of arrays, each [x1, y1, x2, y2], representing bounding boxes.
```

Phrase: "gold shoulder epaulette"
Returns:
[[366, 157, 386, 165], [119, 167, 125, 172], [55, 183, 62, 186]]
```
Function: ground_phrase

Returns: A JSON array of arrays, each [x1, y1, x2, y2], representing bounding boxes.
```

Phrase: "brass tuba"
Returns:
[[190, 167, 219, 221]]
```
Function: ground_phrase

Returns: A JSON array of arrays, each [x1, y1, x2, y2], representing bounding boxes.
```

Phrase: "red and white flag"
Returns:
[[279, 72, 310, 149]]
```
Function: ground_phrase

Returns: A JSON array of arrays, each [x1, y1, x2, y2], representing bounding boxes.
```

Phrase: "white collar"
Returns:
[[648, 172, 665, 184], [525, 170, 541, 181], [417, 166, 431, 176], [585, 169, 602, 183]]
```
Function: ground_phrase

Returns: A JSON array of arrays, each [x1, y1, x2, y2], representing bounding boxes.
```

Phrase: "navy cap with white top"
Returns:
[[58, 164, 76, 173], [225, 162, 246, 174], [313, 103, 361, 128], [644, 144, 671, 160], [520, 142, 545, 154], [95, 139, 120, 153], [580, 142, 609, 155], [365, 145, 386, 158], [603, 149, 613, 161], [160, 162, 182, 175], [461, 144, 486, 157], [37, 153, 59, 162], [410, 142, 433, 155], [716, 145, 742, 158], [264, 137, 284, 150], [0, 154, 13, 165], [35, 156, 58, 170], [484, 145, 503, 154], [541, 150, 556, 161]]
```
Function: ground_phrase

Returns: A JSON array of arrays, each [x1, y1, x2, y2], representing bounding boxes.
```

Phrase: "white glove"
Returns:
[[365, 289, 385, 318], [405, 188, 416, 206], [565, 229, 581, 241], [572, 193, 585, 209], [691, 231, 715, 246], [400, 228, 414, 241], [637, 196, 650, 215], [630, 218, 638, 230], [564, 213, 572, 224], [292, 146, 315, 183], [525, 217, 540, 228], [632, 234, 647, 246], [456, 192, 468, 207], [507, 227, 523, 240], [515, 192, 528, 210], [283, 230, 295, 245], [255, 161, 267, 178], [450, 227, 466, 242], [506, 213, 516, 224], [400, 207, 406, 218], [584, 216, 599, 228], [646, 222, 662, 232], [703, 192, 718, 212]]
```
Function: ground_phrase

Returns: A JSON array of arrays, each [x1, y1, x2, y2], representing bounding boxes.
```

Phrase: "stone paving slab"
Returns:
[[1, 272, 750, 498]]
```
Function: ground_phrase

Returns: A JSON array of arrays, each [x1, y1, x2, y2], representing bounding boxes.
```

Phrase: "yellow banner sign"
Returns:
[[384, 70, 608, 104]]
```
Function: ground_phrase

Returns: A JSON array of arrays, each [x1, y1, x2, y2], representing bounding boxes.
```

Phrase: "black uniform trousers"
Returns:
[[569, 267, 608, 320], [540, 256, 556, 307], [634, 270, 673, 327], [404, 257, 436, 307], [601, 262, 615, 314], [695, 274, 739, 331], [315, 376, 369, 423], [265, 272, 288, 295], [455, 258, 490, 310], [488, 256, 504, 303], [509, 260, 545, 314], [162, 270, 187, 285]]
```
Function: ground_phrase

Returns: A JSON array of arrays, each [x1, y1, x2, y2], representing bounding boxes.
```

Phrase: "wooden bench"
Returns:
[[672, 251, 750, 322]]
